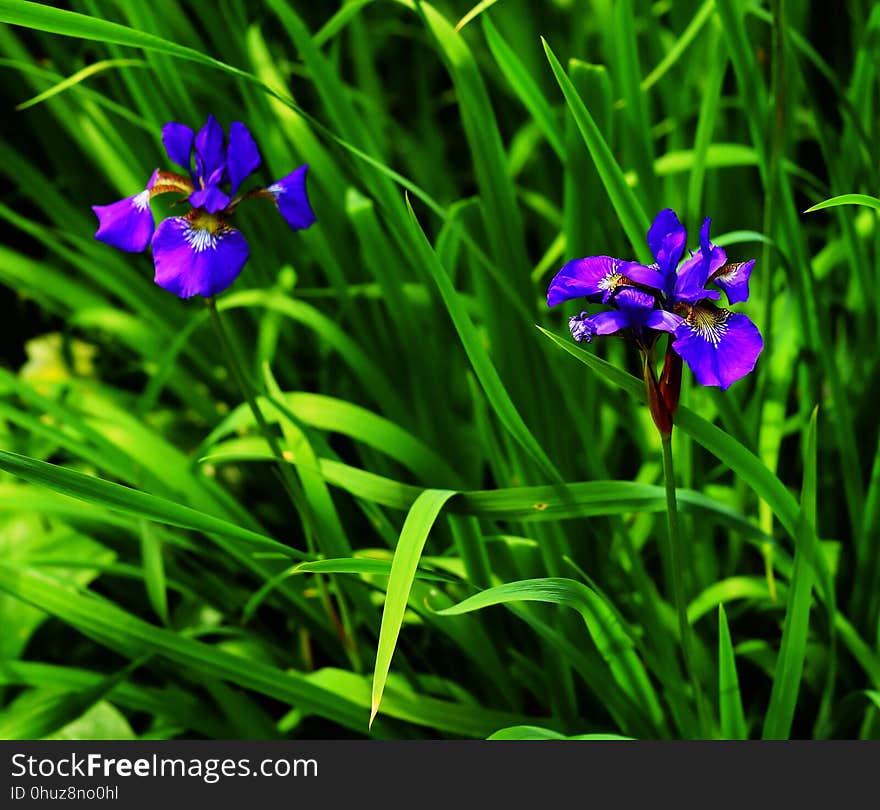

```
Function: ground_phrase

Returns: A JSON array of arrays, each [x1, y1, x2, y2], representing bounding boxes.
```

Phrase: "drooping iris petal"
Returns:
[[547, 256, 631, 306], [672, 304, 763, 390], [645, 309, 683, 333], [161, 122, 194, 171], [267, 165, 316, 231], [647, 208, 687, 291], [92, 185, 155, 253], [227, 121, 261, 194], [617, 262, 663, 291], [188, 184, 231, 214], [569, 310, 633, 343], [151, 216, 249, 299], [675, 218, 726, 302], [614, 286, 655, 312], [194, 114, 226, 185], [711, 259, 755, 304]]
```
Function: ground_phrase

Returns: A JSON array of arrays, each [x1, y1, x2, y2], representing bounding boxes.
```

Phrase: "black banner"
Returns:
[[0, 740, 872, 807]]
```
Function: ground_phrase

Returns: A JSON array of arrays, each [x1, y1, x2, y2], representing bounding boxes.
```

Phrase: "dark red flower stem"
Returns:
[[644, 340, 683, 437]]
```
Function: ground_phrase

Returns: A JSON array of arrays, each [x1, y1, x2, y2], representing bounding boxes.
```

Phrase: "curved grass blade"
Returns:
[[688, 577, 780, 625], [436, 578, 665, 731], [718, 605, 747, 740], [488, 725, 632, 740], [201, 436, 770, 540], [455, 0, 500, 31], [371, 489, 456, 726], [804, 193, 880, 213], [0, 450, 300, 560], [15, 57, 145, 110], [201, 391, 458, 485], [0, 564, 376, 735]]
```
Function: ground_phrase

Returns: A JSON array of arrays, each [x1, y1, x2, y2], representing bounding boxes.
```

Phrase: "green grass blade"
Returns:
[[15, 57, 145, 110], [437, 578, 665, 731], [804, 193, 880, 213], [488, 725, 632, 740], [542, 37, 651, 261], [717, 604, 747, 740], [762, 408, 819, 739], [371, 488, 456, 725], [537, 326, 803, 543], [139, 521, 168, 626], [0, 450, 300, 559], [0, 564, 374, 735], [405, 198, 561, 482], [482, 15, 564, 160]]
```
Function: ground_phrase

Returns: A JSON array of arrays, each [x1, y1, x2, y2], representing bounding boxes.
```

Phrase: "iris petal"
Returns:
[[161, 122, 194, 171], [92, 177, 155, 253], [194, 114, 226, 185], [614, 286, 655, 312], [711, 259, 755, 304], [645, 310, 683, 333], [151, 216, 249, 299], [569, 310, 631, 342], [618, 262, 664, 292], [547, 256, 633, 306], [675, 218, 727, 302], [672, 306, 763, 390], [268, 165, 316, 231], [189, 185, 231, 214], [647, 209, 687, 290], [227, 121, 261, 194]]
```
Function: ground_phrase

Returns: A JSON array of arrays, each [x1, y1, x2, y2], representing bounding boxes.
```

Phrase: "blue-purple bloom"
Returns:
[[548, 208, 762, 391], [92, 115, 316, 299]]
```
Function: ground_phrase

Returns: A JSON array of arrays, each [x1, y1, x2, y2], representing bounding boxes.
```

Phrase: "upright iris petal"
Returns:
[[647, 208, 687, 293], [268, 165, 316, 231], [194, 114, 226, 187], [92, 171, 158, 252], [151, 216, 249, 299], [226, 122, 261, 194], [162, 122, 194, 172], [674, 218, 726, 303]]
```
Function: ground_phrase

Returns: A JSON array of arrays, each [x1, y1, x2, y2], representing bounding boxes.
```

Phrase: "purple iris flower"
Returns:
[[547, 208, 762, 391], [92, 115, 316, 299]]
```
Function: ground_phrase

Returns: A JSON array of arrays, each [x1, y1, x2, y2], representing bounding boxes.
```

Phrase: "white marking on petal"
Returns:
[[183, 224, 219, 253], [132, 190, 151, 211], [687, 305, 731, 347], [598, 271, 624, 291], [267, 183, 284, 199]]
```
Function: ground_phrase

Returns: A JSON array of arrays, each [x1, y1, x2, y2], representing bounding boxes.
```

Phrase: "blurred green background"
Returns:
[[0, 0, 877, 740]]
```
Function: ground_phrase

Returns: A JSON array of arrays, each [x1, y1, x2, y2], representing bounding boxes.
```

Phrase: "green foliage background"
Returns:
[[0, 0, 878, 740]]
